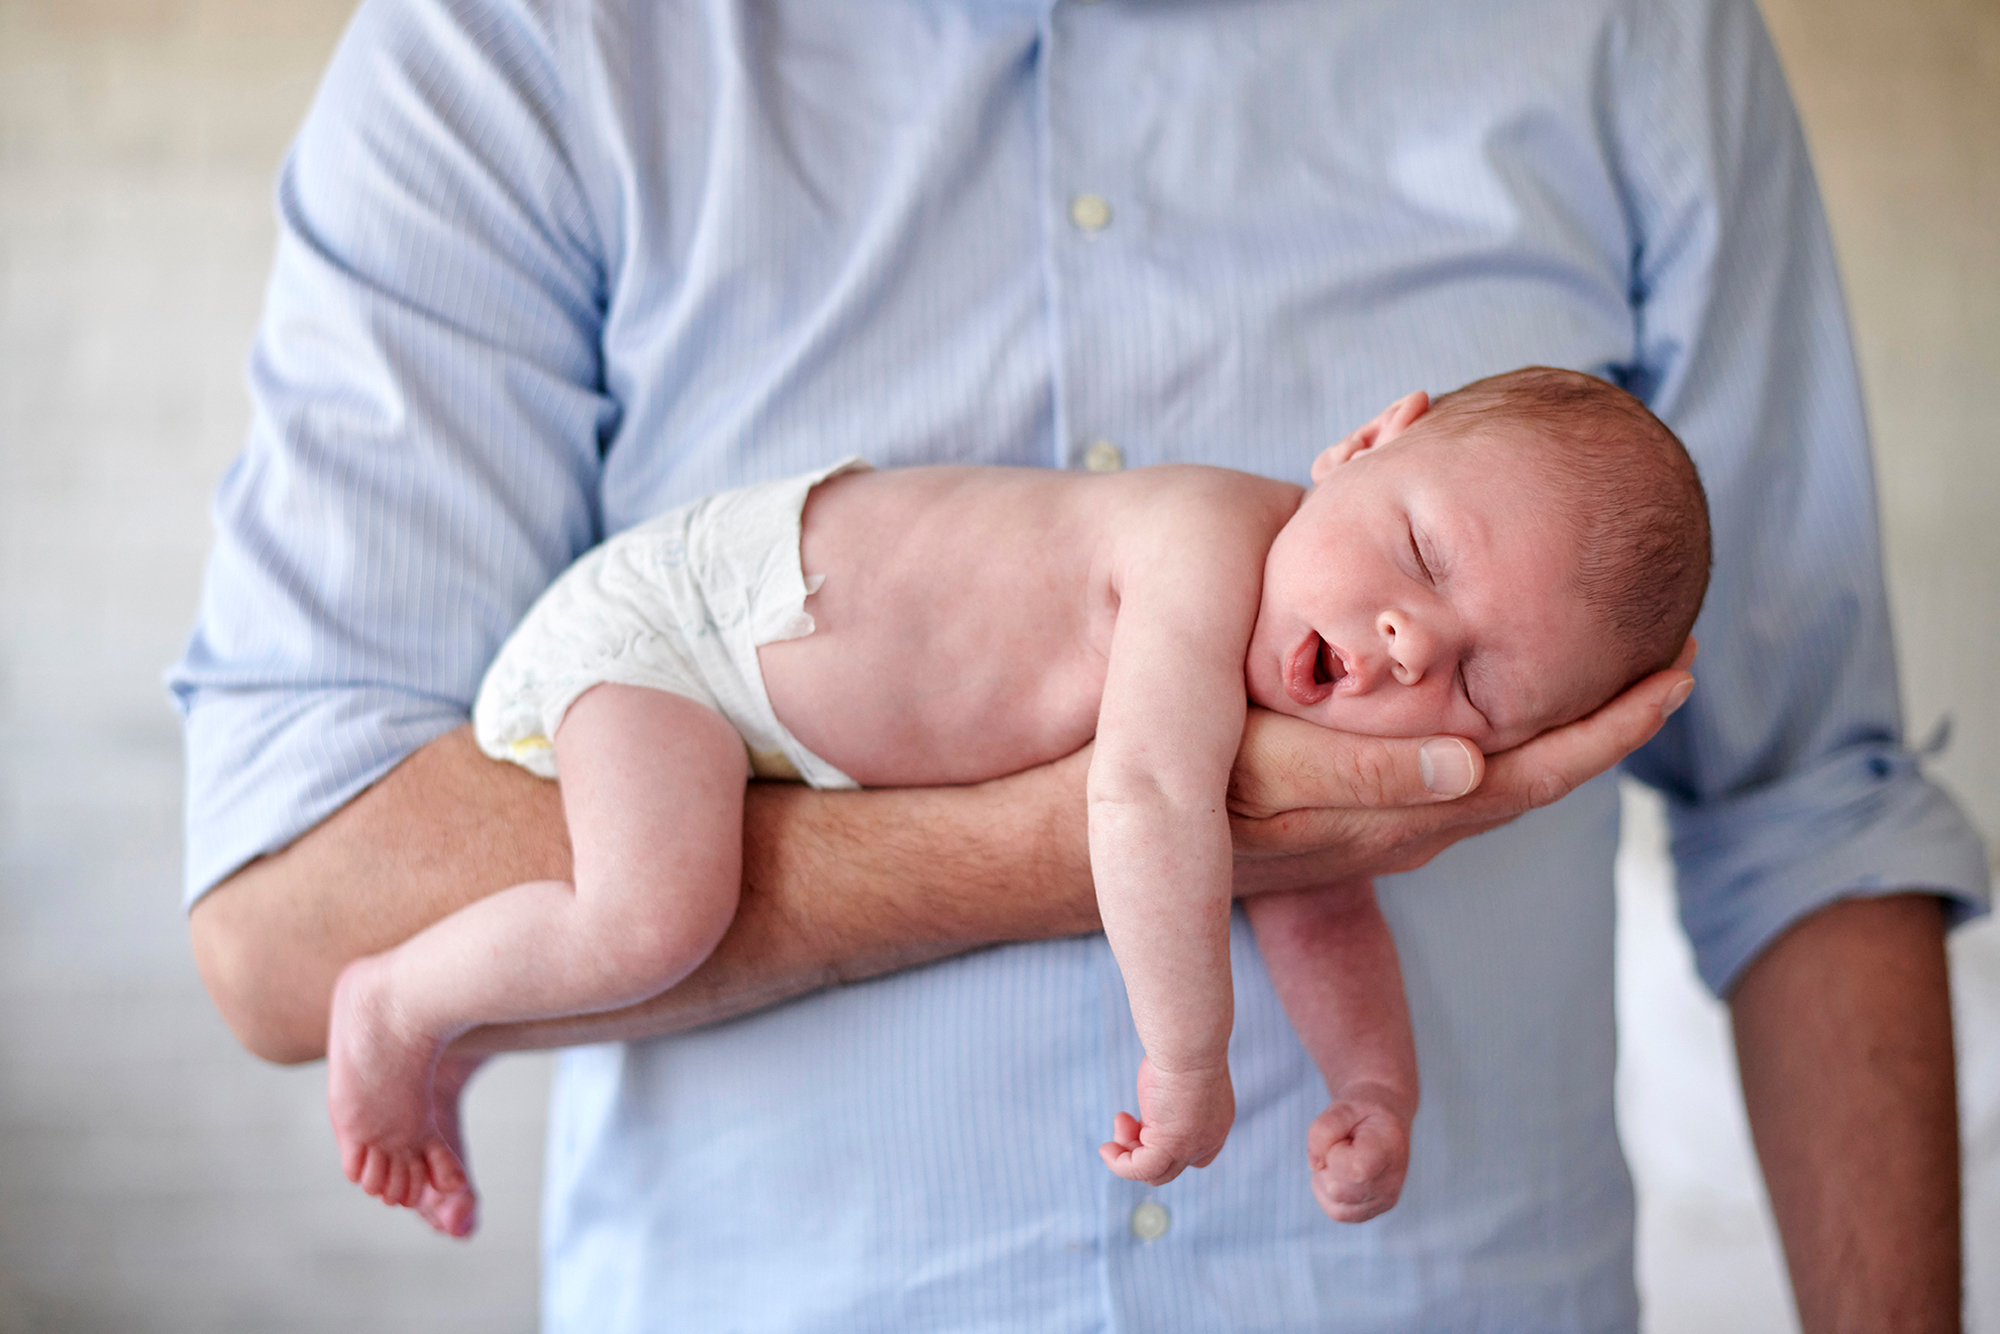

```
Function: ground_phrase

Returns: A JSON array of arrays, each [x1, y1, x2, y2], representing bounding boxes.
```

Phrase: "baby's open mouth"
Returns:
[[1284, 631, 1346, 707]]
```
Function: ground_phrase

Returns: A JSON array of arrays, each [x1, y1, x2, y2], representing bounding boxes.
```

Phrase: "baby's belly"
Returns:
[[758, 624, 1107, 788], [754, 463, 1117, 788]]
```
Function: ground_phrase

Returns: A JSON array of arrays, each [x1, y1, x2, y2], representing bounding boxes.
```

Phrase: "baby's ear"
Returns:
[[1311, 391, 1431, 483]]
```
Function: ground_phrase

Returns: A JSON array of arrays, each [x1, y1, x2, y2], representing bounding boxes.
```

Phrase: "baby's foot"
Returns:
[[1307, 1095, 1410, 1223], [410, 1051, 484, 1239], [1099, 1058, 1235, 1187], [327, 957, 468, 1216]]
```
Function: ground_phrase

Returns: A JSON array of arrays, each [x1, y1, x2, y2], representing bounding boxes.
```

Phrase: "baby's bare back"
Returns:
[[756, 465, 1297, 787]]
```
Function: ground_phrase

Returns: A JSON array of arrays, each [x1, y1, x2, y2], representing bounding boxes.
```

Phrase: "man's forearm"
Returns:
[[461, 750, 1101, 1053], [1730, 893, 1961, 1334], [191, 662, 1690, 1064], [190, 726, 1097, 1063]]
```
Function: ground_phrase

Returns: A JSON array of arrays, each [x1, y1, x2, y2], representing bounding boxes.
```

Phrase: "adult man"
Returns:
[[175, 0, 1988, 1328]]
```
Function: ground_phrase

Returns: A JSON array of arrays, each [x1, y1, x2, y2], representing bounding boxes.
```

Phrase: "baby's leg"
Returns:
[[1245, 880, 1419, 1223], [327, 684, 749, 1223]]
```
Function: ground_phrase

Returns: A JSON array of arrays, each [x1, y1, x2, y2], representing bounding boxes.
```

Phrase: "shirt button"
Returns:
[[1129, 1200, 1171, 1241], [1069, 192, 1112, 233], [1082, 439, 1124, 473]]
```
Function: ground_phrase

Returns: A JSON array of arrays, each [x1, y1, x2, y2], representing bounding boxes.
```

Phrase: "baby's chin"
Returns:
[[1244, 682, 1293, 719], [1242, 656, 1296, 718], [1246, 676, 1344, 729]]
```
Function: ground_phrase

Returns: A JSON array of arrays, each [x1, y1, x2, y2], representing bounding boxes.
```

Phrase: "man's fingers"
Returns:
[[1229, 710, 1485, 820], [1481, 665, 1695, 816]]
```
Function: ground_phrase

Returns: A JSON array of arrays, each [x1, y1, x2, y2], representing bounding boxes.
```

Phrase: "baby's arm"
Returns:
[[1088, 489, 1269, 1186], [1245, 880, 1419, 1222]]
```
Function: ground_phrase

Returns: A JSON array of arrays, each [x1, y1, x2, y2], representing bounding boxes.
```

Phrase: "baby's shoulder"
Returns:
[[1105, 464, 1302, 541]]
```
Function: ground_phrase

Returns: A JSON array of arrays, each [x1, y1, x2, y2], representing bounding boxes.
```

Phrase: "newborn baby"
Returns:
[[326, 366, 1710, 1234]]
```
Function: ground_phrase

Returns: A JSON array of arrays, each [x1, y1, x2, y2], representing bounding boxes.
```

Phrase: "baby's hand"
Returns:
[[1307, 1090, 1411, 1223], [1099, 1057, 1235, 1187]]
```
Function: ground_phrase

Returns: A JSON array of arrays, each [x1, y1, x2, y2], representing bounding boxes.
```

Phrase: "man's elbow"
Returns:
[[188, 874, 329, 1065]]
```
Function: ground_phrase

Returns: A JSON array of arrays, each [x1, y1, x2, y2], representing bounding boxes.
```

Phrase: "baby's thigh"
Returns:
[[554, 684, 751, 915]]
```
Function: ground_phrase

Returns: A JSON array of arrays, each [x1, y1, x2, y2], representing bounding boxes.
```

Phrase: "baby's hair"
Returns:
[[1423, 366, 1711, 685]]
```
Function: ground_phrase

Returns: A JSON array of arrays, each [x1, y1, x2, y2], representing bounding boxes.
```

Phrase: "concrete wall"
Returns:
[[1, 1, 1992, 1330]]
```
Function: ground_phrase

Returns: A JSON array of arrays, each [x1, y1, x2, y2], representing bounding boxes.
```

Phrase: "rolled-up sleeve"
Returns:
[[1666, 746, 1985, 993], [1611, 0, 1988, 994], [168, 0, 614, 905]]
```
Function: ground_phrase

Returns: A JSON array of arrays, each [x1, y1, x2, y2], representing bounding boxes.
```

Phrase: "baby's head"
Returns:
[[1245, 367, 1710, 752]]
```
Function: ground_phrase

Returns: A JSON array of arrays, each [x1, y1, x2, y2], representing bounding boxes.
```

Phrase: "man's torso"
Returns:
[[198, 0, 1849, 1324]]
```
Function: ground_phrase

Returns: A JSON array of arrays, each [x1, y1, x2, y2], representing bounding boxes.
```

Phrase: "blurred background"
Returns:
[[0, 1, 1993, 1330]]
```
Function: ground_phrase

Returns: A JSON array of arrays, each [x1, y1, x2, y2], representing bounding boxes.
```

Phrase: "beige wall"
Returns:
[[1762, 0, 2000, 862]]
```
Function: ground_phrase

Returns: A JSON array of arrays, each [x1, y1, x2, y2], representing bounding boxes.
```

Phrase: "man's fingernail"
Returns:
[[1661, 676, 1694, 719], [1420, 738, 1476, 797]]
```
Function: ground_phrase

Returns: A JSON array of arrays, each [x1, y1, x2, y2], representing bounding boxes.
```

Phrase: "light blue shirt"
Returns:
[[171, 0, 1989, 1327]]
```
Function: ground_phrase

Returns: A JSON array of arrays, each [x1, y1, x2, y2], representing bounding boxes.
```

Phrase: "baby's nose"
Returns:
[[1377, 610, 1431, 685]]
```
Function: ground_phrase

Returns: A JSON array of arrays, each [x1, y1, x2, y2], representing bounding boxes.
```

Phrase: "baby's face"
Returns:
[[1246, 422, 1621, 753]]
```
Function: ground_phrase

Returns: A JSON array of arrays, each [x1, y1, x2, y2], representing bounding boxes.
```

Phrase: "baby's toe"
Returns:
[[389, 1153, 413, 1206], [418, 1182, 480, 1239], [359, 1146, 391, 1198], [392, 1152, 428, 1207], [425, 1142, 465, 1195]]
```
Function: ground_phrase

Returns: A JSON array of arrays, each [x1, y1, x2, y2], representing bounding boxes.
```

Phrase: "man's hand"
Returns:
[[1228, 650, 1696, 896]]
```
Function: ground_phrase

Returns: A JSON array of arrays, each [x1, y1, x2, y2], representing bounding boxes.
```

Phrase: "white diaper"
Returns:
[[473, 457, 869, 789]]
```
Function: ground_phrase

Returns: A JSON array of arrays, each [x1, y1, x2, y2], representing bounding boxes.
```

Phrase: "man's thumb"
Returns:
[[1231, 711, 1486, 818], [1418, 738, 1480, 798]]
